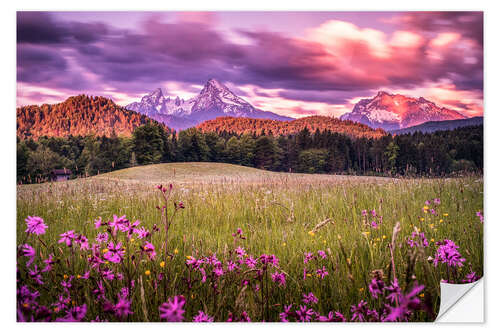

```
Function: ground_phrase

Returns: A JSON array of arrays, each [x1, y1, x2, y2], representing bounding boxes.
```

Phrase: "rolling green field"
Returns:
[[16, 163, 483, 322]]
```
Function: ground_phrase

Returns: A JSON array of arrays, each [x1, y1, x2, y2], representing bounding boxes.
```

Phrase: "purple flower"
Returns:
[[361, 210, 368, 216], [316, 266, 329, 279], [95, 233, 108, 243], [134, 226, 150, 239], [304, 252, 314, 264], [226, 260, 238, 272], [56, 304, 87, 322], [141, 241, 156, 260], [58, 230, 75, 247], [318, 311, 346, 322], [245, 255, 257, 268], [462, 271, 480, 283], [271, 272, 286, 286], [25, 216, 48, 235], [295, 305, 315, 322], [385, 279, 401, 304], [94, 217, 103, 229], [433, 240, 466, 267], [28, 265, 43, 285], [159, 295, 186, 322], [302, 292, 318, 304], [114, 297, 133, 319], [317, 250, 327, 259], [350, 300, 368, 322], [371, 209, 377, 217], [279, 304, 293, 322], [476, 211, 484, 223], [235, 246, 246, 258], [383, 284, 424, 322], [434, 198, 441, 205], [101, 268, 115, 280], [193, 310, 214, 322], [369, 278, 385, 299], [21, 244, 35, 267], [370, 221, 379, 229], [407, 231, 429, 248], [42, 254, 55, 272], [104, 241, 125, 263]]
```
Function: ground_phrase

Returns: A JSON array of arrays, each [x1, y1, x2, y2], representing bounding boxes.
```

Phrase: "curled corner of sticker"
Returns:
[[435, 278, 484, 323]]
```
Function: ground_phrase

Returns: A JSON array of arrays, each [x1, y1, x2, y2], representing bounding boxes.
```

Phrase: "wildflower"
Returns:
[[304, 252, 314, 264], [433, 240, 466, 267], [95, 233, 108, 243], [434, 198, 441, 205], [193, 310, 214, 322], [350, 300, 368, 322], [369, 278, 385, 299], [271, 272, 286, 286], [227, 261, 238, 272], [25, 216, 48, 235], [385, 279, 401, 304], [476, 211, 484, 223], [302, 292, 318, 304], [443, 213, 449, 217], [317, 250, 327, 259], [383, 284, 425, 322], [370, 221, 378, 229], [94, 217, 103, 229], [232, 228, 246, 239], [21, 244, 35, 267], [114, 297, 133, 319], [295, 305, 315, 322], [244, 255, 257, 268], [28, 265, 44, 285], [104, 241, 125, 263], [316, 266, 329, 279], [214, 266, 224, 277], [279, 304, 293, 322], [361, 209, 368, 216], [462, 271, 480, 283], [134, 226, 150, 239], [141, 241, 157, 260], [308, 231, 315, 237], [75, 234, 89, 250], [145, 270, 151, 276], [160, 261, 165, 268], [159, 295, 186, 322], [58, 230, 75, 247], [319, 311, 346, 322], [407, 231, 429, 248], [56, 304, 87, 322], [101, 268, 115, 280], [371, 209, 377, 217], [235, 246, 246, 258], [42, 254, 55, 272]]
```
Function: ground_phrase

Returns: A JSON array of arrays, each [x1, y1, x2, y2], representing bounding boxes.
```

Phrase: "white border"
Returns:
[[2, 1, 498, 332]]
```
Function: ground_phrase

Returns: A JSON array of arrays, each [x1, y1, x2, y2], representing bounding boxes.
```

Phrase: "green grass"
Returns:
[[16, 163, 483, 322]]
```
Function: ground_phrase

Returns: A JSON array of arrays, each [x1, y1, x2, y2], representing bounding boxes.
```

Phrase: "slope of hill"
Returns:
[[17, 95, 168, 139], [340, 91, 467, 131], [390, 117, 483, 135], [126, 79, 293, 130], [196, 115, 387, 139]]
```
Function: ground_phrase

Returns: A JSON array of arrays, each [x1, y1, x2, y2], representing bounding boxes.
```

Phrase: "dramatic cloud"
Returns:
[[16, 12, 483, 117]]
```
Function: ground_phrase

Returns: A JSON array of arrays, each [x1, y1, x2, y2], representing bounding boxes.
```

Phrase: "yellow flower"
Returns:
[[382, 235, 387, 239], [419, 293, 425, 298], [174, 248, 179, 254], [420, 217, 425, 222], [282, 242, 286, 247], [54, 307, 59, 313], [376, 238, 381, 242], [443, 213, 449, 217], [145, 270, 151, 276], [72, 300, 76, 306], [423, 205, 429, 210], [359, 288, 364, 292], [191, 294, 196, 299], [23, 303, 29, 308], [429, 224, 434, 229], [102, 248, 109, 253], [306, 273, 312, 277], [362, 231, 370, 237], [77, 275, 81, 279], [63, 274, 68, 280], [431, 238, 435, 242], [105, 261, 109, 265], [130, 238, 135, 242], [160, 261, 165, 268], [308, 231, 315, 237], [186, 255, 192, 260], [323, 240, 327, 244], [439, 219, 443, 223]]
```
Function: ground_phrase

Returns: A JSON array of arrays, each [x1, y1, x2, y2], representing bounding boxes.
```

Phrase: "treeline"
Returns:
[[16, 123, 483, 184]]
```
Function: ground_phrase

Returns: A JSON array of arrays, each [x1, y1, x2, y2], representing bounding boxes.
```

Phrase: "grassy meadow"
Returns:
[[16, 163, 483, 322]]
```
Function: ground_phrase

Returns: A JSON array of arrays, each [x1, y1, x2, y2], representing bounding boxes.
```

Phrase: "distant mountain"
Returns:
[[197, 116, 387, 139], [389, 116, 483, 135], [126, 79, 293, 130], [17, 95, 167, 139], [340, 91, 467, 131]]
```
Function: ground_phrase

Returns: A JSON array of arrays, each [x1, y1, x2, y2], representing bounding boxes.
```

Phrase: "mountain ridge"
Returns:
[[340, 91, 467, 131], [126, 79, 293, 130]]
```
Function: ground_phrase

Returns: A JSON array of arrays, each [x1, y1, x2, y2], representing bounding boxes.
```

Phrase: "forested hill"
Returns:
[[17, 95, 169, 139], [196, 116, 387, 139]]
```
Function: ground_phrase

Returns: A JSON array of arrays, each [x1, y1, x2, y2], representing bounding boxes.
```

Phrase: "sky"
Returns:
[[16, 11, 483, 118]]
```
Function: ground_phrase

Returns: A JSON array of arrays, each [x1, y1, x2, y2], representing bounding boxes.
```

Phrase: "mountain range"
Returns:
[[389, 116, 483, 135], [126, 79, 292, 130], [340, 91, 467, 131]]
